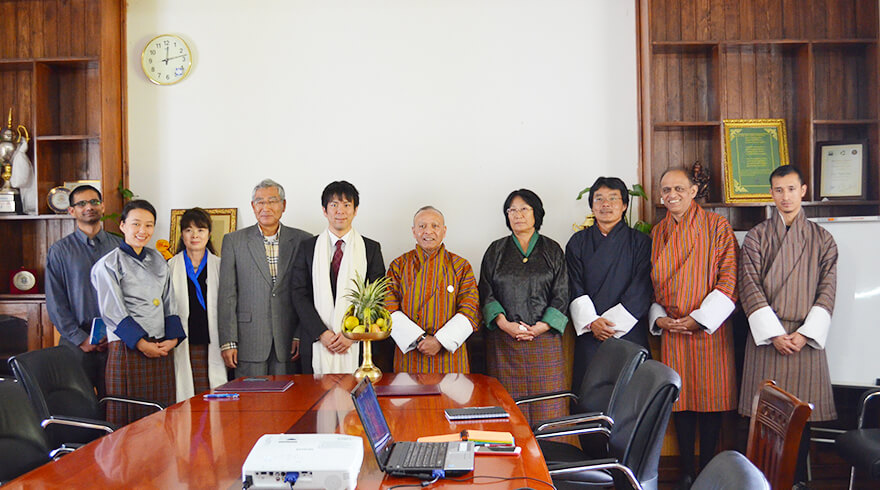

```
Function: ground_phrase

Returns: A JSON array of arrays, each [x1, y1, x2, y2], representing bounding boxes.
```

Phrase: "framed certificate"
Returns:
[[722, 119, 790, 203], [168, 208, 238, 256], [815, 141, 867, 200]]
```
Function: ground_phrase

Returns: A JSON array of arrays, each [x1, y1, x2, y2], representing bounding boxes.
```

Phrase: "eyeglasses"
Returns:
[[593, 196, 622, 204], [72, 199, 102, 207], [660, 185, 690, 195], [506, 207, 533, 216], [253, 197, 282, 207]]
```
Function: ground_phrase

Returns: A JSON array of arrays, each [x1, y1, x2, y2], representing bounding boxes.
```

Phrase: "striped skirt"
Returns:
[[487, 328, 566, 425], [105, 340, 175, 426], [189, 343, 210, 396]]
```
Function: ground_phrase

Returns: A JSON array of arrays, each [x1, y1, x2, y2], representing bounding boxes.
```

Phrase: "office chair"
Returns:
[[745, 380, 812, 490], [0, 315, 28, 377], [516, 337, 648, 461], [535, 359, 681, 490], [9, 346, 165, 448], [835, 387, 880, 489], [0, 379, 76, 483], [690, 450, 770, 490]]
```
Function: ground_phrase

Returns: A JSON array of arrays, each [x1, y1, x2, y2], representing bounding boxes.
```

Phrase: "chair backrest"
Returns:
[[9, 346, 103, 446], [746, 380, 813, 490], [575, 337, 648, 415], [0, 315, 29, 377], [607, 359, 681, 489], [691, 450, 770, 490], [0, 379, 51, 483]]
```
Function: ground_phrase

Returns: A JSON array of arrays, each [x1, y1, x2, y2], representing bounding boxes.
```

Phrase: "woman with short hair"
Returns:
[[169, 207, 227, 402], [478, 189, 570, 424], [91, 199, 185, 425]]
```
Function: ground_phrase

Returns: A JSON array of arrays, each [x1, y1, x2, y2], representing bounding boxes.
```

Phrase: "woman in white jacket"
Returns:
[[169, 208, 227, 401]]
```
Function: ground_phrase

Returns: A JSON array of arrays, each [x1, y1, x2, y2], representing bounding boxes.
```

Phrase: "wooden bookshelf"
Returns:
[[0, 1, 125, 298], [637, 0, 880, 230]]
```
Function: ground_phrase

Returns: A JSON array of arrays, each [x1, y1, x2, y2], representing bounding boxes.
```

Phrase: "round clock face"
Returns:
[[142, 34, 192, 85], [13, 270, 36, 291]]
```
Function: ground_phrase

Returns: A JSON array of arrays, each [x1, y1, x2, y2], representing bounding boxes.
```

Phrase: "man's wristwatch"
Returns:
[[417, 333, 429, 343]]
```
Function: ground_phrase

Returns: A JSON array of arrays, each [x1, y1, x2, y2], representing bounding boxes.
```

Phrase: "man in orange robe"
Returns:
[[386, 206, 481, 373], [650, 168, 738, 488]]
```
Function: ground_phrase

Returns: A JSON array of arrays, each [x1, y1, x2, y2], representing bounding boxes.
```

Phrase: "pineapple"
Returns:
[[342, 272, 392, 333]]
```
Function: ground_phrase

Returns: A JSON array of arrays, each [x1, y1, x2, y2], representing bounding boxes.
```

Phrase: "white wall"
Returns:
[[126, 0, 639, 272]]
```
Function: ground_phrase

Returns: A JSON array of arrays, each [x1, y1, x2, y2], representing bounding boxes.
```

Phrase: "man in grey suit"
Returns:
[[218, 179, 311, 376]]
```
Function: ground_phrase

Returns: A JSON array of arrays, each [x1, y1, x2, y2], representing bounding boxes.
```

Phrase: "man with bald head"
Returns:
[[650, 168, 738, 488], [385, 206, 481, 373]]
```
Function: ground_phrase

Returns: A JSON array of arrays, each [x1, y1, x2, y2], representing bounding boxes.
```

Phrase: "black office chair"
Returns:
[[9, 346, 165, 448], [535, 359, 681, 490], [836, 387, 880, 489], [0, 379, 74, 483], [516, 337, 648, 460], [516, 337, 648, 430], [690, 450, 769, 490], [0, 315, 28, 377]]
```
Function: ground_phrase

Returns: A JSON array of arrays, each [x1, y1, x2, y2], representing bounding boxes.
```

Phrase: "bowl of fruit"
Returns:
[[340, 273, 393, 381]]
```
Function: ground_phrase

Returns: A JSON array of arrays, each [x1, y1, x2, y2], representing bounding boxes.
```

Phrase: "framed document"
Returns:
[[815, 141, 867, 200], [168, 208, 237, 256], [722, 119, 790, 203]]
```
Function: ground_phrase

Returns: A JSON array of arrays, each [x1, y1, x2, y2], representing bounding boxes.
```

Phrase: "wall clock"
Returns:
[[141, 34, 192, 85]]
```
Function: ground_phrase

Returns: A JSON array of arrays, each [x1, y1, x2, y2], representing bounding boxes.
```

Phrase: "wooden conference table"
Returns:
[[7, 373, 553, 489]]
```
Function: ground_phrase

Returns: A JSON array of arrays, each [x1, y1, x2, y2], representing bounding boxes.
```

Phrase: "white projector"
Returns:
[[242, 433, 363, 489]]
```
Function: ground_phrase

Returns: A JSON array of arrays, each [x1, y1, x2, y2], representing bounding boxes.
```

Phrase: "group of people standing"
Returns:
[[45, 166, 836, 488]]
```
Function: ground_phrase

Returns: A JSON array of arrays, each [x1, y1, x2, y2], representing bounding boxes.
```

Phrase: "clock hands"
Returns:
[[164, 46, 169, 65], [162, 54, 187, 62]]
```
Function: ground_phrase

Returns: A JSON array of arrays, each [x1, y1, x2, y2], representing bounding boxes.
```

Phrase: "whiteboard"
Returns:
[[813, 217, 880, 387]]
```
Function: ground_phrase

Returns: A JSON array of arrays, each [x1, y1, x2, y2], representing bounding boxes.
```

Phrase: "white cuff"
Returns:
[[601, 303, 638, 338], [434, 313, 474, 354], [747, 306, 786, 346], [649, 303, 668, 336], [389, 311, 424, 354], [797, 306, 832, 350], [689, 289, 735, 334], [570, 295, 599, 336]]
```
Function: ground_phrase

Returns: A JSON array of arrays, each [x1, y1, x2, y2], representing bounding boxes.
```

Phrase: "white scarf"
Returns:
[[311, 228, 366, 374]]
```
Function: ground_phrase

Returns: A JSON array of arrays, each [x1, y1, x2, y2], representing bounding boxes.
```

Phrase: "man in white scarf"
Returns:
[[291, 181, 387, 374]]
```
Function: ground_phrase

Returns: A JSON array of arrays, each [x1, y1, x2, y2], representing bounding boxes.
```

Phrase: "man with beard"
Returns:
[[46, 185, 123, 399]]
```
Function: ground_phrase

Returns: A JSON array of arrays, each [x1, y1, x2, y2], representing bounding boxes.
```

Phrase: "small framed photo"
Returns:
[[815, 141, 868, 200], [168, 208, 238, 256]]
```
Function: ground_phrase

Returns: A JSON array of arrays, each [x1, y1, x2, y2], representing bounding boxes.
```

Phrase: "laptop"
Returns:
[[350, 378, 475, 478]]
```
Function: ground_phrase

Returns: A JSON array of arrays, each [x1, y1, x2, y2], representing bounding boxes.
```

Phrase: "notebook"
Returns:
[[213, 377, 294, 393], [444, 406, 509, 421], [350, 378, 475, 478]]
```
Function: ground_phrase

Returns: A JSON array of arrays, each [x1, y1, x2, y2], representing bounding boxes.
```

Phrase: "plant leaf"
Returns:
[[576, 187, 591, 200], [630, 184, 647, 198]]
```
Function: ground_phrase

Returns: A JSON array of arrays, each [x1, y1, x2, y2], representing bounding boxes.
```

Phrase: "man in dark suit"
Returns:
[[291, 181, 387, 374], [218, 179, 311, 376]]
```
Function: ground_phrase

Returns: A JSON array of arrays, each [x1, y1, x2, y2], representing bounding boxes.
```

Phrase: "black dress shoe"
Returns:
[[673, 474, 694, 490]]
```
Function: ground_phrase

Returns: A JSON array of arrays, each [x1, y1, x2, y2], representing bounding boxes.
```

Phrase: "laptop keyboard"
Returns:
[[398, 442, 446, 469]]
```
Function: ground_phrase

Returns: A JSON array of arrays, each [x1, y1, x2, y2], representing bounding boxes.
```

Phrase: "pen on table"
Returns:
[[203, 393, 239, 400]]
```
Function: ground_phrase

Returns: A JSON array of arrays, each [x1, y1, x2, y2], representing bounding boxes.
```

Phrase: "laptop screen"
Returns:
[[350, 378, 394, 468]]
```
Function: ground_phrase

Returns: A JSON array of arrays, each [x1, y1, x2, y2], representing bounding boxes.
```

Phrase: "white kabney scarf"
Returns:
[[311, 228, 366, 374]]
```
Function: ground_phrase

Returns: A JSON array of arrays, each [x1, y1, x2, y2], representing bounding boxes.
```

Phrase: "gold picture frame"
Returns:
[[169, 208, 237, 256], [722, 118, 790, 203]]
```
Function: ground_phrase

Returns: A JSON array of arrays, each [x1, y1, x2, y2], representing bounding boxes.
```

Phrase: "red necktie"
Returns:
[[331, 239, 344, 286]]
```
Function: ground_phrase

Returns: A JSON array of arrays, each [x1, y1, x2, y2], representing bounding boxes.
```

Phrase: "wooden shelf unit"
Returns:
[[0, 0, 125, 300], [638, 0, 880, 230]]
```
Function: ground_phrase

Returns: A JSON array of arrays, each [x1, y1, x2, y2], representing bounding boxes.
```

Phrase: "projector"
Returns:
[[242, 433, 363, 489]]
